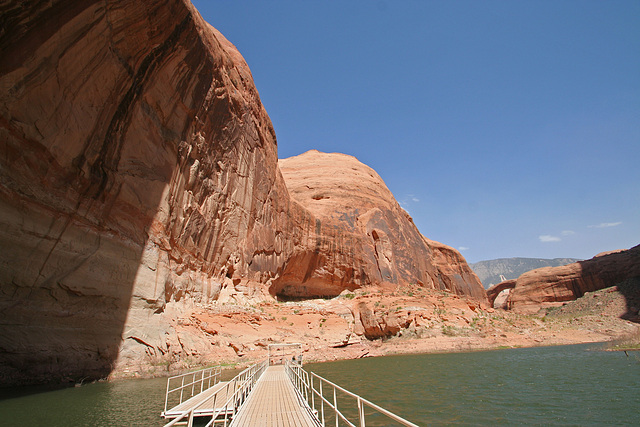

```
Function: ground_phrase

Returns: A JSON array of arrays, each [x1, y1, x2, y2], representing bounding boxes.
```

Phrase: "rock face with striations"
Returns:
[[277, 150, 485, 300], [502, 245, 640, 313], [0, 0, 485, 385], [0, 0, 296, 384]]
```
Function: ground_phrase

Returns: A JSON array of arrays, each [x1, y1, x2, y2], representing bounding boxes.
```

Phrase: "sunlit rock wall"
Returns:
[[277, 151, 486, 301]]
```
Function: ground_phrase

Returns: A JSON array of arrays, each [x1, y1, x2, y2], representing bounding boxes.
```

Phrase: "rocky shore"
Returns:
[[109, 281, 639, 379]]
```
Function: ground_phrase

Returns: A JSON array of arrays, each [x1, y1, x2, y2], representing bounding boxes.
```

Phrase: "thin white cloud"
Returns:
[[561, 230, 575, 236], [458, 246, 469, 251], [412, 197, 420, 202], [588, 222, 622, 228], [539, 235, 561, 242]]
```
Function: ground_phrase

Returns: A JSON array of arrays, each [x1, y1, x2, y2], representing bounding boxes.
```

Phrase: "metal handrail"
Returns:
[[163, 365, 221, 414], [286, 361, 419, 427], [163, 360, 268, 427]]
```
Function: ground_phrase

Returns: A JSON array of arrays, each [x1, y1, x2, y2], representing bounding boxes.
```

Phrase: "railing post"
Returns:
[[310, 373, 316, 415], [223, 382, 231, 426], [234, 378, 239, 410], [164, 377, 171, 413], [211, 391, 218, 421], [334, 386, 338, 427], [180, 376, 185, 404], [304, 371, 309, 402], [187, 407, 194, 427], [320, 379, 325, 426], [358, 396, 365, 427]]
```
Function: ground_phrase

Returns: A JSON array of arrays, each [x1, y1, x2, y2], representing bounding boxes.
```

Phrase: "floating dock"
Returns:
[[162, 343, 419, 427]]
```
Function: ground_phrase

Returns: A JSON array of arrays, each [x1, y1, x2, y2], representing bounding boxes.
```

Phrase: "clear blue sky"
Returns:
[[192, 0, 639, 263]]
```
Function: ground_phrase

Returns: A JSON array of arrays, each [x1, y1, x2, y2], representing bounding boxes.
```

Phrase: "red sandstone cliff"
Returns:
[[0, 0, 485, 385], [0, 0, 295, 384], [489, 245, 640, 313], [278, 150, 485, 300]]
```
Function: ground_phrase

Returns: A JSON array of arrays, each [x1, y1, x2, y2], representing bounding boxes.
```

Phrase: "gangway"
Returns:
[[161, 344, 419, 426], [229, 364, 320, 427]]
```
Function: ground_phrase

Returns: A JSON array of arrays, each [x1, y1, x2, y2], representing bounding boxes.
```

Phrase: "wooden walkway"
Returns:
[[163, 380, 233, 419], [229, 365, 320, 427]]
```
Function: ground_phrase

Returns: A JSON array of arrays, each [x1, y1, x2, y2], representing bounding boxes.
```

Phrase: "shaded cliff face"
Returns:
[[277, 151, 486, 301], [0, 0, 298, 384], [0, 0, 484, 384], [505, 245, 640, 314]]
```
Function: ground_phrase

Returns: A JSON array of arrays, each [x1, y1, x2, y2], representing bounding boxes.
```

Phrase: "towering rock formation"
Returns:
[[277, 150, 485, 300], [0, 0, 293, 384], [0, 0, 484, 385], [493, 245, 640, 313]]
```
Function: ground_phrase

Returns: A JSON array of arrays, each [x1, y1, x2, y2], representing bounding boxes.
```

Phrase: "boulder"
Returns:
[[353, 302, 385, 340], [352, 301, 412, 340]]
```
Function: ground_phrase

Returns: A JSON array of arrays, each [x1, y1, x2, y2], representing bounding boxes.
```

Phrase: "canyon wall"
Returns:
[[503, 245, 640, 314], [0, 0, 297, 384], [0, 0, 484, 385]]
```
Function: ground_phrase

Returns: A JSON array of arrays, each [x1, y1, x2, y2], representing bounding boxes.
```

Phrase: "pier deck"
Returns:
[[230, 365, 319, 427]]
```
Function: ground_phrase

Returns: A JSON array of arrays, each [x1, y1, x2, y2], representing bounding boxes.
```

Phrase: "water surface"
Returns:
[[0, 344, 637, 426], [306, 343, 640, 426]]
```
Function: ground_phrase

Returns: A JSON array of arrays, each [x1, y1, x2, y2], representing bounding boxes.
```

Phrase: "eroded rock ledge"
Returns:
[[0, 0, 485, 385], [487, 245, 640, 314]]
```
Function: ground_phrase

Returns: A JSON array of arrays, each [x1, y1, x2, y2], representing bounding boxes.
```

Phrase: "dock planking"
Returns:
[[229, 365, 320, 427]]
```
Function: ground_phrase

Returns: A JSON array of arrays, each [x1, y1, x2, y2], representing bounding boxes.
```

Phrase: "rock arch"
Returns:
[[486, 279, 517, 308]]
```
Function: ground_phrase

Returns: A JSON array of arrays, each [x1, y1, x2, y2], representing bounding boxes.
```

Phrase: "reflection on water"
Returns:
[[1, 344, 638, 426], [0, 376, 167, 426]]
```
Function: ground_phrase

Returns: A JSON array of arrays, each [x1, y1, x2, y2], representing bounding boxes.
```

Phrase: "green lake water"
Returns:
[[0, 343, 638, 426]]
